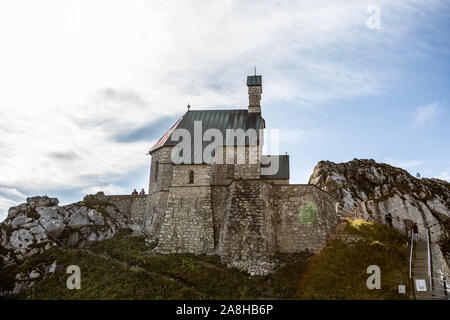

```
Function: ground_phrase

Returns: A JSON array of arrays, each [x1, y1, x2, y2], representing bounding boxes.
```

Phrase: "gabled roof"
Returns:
[[149, 109, 264, 154], [148, 116, 184, 154]]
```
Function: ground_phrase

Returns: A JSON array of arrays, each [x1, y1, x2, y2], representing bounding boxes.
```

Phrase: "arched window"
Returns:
[[188, 170, 194, 184]]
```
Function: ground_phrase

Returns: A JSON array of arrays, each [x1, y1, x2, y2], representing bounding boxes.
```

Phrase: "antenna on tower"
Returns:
[[254, 66, 257, 75]]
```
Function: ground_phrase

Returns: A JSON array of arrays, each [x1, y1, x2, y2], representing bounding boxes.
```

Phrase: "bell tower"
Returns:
[[247, 74, 262, 114]]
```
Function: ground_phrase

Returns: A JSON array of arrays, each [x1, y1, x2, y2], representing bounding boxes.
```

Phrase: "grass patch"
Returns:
[[3, 220, 413, 300], [344, 219, 408, 245], [0, 265, 17, 293], [296, 219, 411, 300], [138, 253, 266, 299], [4, 233, 312, 300], [8, 246, 202, 300], [270, 252, 313, 299]]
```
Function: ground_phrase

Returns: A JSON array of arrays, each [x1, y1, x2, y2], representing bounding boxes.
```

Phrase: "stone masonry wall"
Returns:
[[149, 147, 173, 193], [146, 156, 339, 274], [248, 85, 262, 113], [212, 146, 261, 184], [230, 146, 260, 180], [171, 164, 211, 186], [217, 180, 276, 263], [215, 181, 338, 266], [147, 147, 173, 240], [262, 178, 289, 185], [88, 194, 147, 228], [211, 185, 230, 248], [157, 186, 215, 254], [147, 192, 169, 240], [274, 184, 339, 253], [152, 178, 339, 267]]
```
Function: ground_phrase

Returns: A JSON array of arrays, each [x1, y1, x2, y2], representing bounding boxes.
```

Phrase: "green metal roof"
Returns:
[[149, 109, 264, 155], [149, 109, 289, 178], [247, 75, 262, 86]]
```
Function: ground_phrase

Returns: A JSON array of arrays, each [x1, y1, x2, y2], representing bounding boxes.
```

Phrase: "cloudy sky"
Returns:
[[0, 0, 449, 221]]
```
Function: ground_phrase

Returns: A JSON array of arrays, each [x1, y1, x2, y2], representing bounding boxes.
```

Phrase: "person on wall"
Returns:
[[413, 222, 419, 241]]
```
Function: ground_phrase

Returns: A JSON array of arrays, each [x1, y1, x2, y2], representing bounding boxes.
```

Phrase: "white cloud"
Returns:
[[383, 159, 450, 182], [384, 158, 424, 169], [437, 171, 449, 182], [413, 102, 442, 126], [0, 187, 27, 221], [0, 196, 21, 222], [0, 0, 446, 200], [82, 184, 128, 196], [0, 187, 27, 199]]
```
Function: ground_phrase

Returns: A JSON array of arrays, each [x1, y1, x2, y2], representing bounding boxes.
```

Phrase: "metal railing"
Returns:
[[426, 229, 433, 294], [409, 229, 414, 279], [430, 277, 449, 299]]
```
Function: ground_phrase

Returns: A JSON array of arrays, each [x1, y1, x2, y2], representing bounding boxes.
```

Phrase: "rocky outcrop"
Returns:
[[309, 159, 450, 263], [0, 195, 136, 268], [0, 260, 64, 297]]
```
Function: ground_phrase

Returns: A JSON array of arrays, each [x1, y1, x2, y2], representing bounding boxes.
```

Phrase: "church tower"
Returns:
[[247, 74, 262, 113]]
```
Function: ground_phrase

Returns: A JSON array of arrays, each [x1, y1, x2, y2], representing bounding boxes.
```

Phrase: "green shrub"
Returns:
[[27, 209, 40, 220], [297, 220, 410, 300]]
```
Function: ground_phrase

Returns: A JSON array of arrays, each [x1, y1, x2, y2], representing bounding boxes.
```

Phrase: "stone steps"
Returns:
[[411, 240, 448, 300]]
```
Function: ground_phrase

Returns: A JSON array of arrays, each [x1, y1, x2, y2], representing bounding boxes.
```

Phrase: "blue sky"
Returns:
[[0, 0, 449, 221]]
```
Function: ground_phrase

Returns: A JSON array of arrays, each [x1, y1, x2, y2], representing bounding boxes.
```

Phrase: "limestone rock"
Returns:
[[0, 259, 64, 297], [29, 270, 40, 279], [27, 196, 59, 209], [0, 195, 137, 268], [228, 259, 277, 276], [309, 159, 450, 244], [48, 260, 57, 274]]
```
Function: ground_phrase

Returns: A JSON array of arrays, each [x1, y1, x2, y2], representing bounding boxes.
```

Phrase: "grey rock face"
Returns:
[[29, 270, 40, 279], [0, 260, 63, 297], [27, 196, 59, 209], [309, 159, 450, 243], [0, 195, 137, 267]]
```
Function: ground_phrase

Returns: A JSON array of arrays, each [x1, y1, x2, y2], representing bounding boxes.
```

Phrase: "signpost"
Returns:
[[415, 279, 427, 292]]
